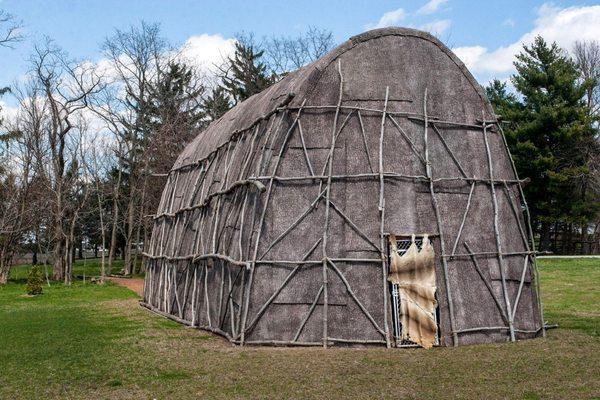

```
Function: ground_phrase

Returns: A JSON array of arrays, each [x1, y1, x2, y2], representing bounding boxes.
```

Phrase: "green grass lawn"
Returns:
[[0, 258, 598, 399]]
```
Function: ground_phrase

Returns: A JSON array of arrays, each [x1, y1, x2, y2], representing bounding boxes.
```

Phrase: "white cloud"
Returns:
[[419, 19, 451, 35], [453, 3, 600, 75], [0, 99, 19, 123], [416, 0, 449, 15], [452, 45, 487, 70], [366, 8, 406, 29], [180, 33, 236, 76]]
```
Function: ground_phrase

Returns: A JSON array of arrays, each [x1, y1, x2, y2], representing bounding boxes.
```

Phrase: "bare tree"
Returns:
[[0, 10, 23, 49], [83, 139, 112, 282], [15, 40, 102, 283], [96, 22, 169, 275], [264, 27, 334, 75], [0, 141, 32, 283], [94, 23, 206, 275], [574, 40, 600, 116], [89, 86, 124, 275], [573, 40, 600, 253], [1, 88, 39, 284], [1, 9, 23, 130]]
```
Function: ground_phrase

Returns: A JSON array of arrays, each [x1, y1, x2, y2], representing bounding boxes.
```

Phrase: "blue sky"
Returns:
[[1, 0, 600, 108]]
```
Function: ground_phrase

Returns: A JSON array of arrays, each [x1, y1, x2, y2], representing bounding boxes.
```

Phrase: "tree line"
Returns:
[[0, 14, 334, 284]]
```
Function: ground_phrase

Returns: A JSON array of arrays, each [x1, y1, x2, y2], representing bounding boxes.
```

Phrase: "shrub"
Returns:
[[26, 266, 43, 295]]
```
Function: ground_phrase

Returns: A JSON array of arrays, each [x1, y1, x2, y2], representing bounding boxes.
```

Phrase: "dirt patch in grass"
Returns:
[[107, 277, 145, 296]]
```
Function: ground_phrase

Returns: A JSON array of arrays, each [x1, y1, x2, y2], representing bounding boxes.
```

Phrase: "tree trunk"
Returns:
[[132, 172, 149, 275], [132, 220, 142, 275], [52, 237, 66, 281], [566, 223, 574, 254], [100, 221, 107, 283], [64, 235, 73, 285], [552, 222, 559, 253], [0, 251, 11, 284], [108, 167, 123, 275], [142, 223, 149, 272], [580, 225, 588, 255], [0, 269, 8, 285], [539, 221, 552, 252], [124, 195, 136, 275], [590, 222, 600, 254]]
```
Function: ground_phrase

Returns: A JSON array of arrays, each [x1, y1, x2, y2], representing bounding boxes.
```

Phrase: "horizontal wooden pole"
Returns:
[[140, 301, 235, 341], [445, 250, 539, 259], [153, 179, 265, 220], [142, 252, 249, 268]]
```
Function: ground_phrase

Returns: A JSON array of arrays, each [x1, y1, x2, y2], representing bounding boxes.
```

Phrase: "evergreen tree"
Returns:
[[220, 38, 274, 104], [26, 266, 43, 295], [202, 86, 231, 121], [488, 36, 598, 251], [485, 79, 521, 124]]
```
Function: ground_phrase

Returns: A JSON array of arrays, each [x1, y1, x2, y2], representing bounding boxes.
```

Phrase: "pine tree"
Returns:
[[492, 36, 599, 251], [220, 39, 274, 104], [202, 86, 231, 121], [486, 80, 520, 118], [26, 266, 43, 295], [146, 61, 204, 170]]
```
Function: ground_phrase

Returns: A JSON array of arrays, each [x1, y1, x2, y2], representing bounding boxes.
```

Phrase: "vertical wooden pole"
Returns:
[[320, 60, 344, 348], [378, 86, 391, 348], [482, 118, 515, 342], [240, 109, 296, 344], [424, 89, 459, 346], [497, 121, 545, 337], [191, 265, 198, 326]]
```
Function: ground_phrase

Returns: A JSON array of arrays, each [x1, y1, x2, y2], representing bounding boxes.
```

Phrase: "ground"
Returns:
[[107, 276, 144, 296], [0, 259, 598, 399]]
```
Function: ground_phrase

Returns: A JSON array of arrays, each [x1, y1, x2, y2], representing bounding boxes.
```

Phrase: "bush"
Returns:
[[26, 266, 43, 295]]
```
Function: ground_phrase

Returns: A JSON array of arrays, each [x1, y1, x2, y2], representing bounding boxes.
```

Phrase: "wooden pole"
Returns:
[[378, 86, 391, 348], [482, 119, 515, 342], [357, 110, 375, 173], [464, 242, 510, 324], [241, 105, 297, 344], [320, 60, 344, 348], [293, 285, 324, 342], [424, 89, 459, 346], [450, 182, 476, 257], [244, 238, 321, 334]]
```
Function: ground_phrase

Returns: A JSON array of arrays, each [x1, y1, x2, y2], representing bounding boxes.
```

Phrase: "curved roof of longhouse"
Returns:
[[172, 27, 494, 172]]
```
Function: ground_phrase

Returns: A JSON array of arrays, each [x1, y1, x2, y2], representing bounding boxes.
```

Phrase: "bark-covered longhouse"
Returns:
[[142, 27, 544, 348]]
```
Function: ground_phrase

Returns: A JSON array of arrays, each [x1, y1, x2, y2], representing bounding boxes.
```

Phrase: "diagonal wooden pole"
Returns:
[[244, 238, 322, 335], [450, 182, 476, 258], [464, 242, 510, 325], [357, 110, 375, 173]]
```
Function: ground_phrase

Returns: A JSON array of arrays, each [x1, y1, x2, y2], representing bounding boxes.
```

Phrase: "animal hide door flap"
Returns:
[[388, 234, 437, 348]]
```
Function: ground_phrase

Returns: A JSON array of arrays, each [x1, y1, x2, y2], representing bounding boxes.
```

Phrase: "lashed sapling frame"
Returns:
[[141, 57, 544, 348]]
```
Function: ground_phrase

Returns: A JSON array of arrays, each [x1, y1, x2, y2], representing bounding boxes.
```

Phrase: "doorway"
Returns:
[[387, 235, 440, 347]]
